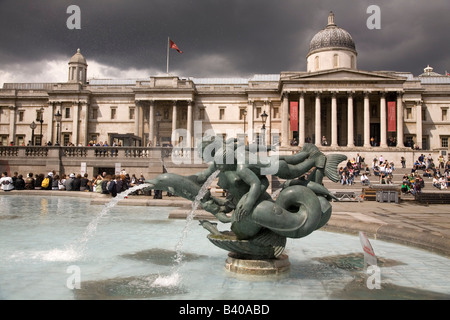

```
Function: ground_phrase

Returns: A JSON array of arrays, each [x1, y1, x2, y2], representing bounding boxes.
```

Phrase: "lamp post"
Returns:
[[54, 111, 62, 146], [155, 111, 162, 147], [30, 121, 37, 146], [261, 110, 268, 146], [37, 107, 44, 145]]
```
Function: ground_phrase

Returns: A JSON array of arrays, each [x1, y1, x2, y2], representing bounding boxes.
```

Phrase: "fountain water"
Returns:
[[152, 170, 220, 287], [1, 194, 450, 300]]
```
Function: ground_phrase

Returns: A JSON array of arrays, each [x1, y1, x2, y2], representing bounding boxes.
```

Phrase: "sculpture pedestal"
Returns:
[[225, 253, 290, 275]]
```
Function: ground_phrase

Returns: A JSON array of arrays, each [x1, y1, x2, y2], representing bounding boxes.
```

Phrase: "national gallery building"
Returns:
[[1, 12, 450, 163]]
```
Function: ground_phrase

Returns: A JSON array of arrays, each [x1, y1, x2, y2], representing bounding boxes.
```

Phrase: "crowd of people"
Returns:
[[0, 170, 164, 198], [337, 152, 450, 193]]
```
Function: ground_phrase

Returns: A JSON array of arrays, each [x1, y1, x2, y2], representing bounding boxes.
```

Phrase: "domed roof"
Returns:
[[307, 12, 356, 56], [69, 49, 87, 65]]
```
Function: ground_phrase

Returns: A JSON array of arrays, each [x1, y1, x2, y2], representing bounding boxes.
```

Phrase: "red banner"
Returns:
[[290, 101, 298, 131], [388, 101, 396, 132]]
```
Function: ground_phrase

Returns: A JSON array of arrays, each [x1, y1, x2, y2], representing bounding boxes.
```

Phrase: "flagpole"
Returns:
[[166, 37, 170, 74]]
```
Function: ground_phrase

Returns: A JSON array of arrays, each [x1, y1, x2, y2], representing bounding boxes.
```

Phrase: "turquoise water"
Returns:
[[1, 195, 449, 300]]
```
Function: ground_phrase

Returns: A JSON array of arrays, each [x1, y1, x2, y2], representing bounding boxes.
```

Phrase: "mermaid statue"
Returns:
[[145, 137, 346, 259]]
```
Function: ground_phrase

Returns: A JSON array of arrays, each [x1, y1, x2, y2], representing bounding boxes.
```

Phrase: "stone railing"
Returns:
[[0, 146, 179, 160]]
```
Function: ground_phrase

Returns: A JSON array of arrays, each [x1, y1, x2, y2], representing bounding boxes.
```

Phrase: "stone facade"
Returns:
[[1, 12, 450, 165]]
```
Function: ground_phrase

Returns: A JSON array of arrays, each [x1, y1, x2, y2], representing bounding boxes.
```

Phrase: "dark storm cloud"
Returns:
[[0, 0, 449, 80]]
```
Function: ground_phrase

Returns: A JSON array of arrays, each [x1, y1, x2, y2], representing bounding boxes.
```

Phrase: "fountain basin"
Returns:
[[1, 195, 450, 300]]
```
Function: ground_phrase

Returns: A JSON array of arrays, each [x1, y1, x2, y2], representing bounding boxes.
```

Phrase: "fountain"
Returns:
[[144, 139, 347, 274], [1, 139, 450, 301], [1, 194, 450, 300]]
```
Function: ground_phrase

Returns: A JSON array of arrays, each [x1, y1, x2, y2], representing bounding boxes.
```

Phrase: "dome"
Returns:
[[307, 12, 356, 57], [69, 48, 87, 65]]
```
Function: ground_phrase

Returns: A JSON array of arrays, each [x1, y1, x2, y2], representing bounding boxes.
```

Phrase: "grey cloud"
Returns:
[[0, 0, 449, 80]]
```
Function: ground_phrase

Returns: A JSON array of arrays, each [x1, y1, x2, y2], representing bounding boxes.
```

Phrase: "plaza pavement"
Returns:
[[2, 187, 450, 258]]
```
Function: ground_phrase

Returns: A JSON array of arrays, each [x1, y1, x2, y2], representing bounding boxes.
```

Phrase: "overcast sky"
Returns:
[[1, 0, 449, 85]]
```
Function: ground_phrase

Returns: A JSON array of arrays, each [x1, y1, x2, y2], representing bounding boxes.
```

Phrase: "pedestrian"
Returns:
[[73, 174, 82, 191], [25, 173, 35, 190], [65, 173, 75, 191], [401, 156, 406, 168], [34, 173, 44, 190], [0, 172, 14, 191], [52, 175, 60, 190], [14, 174, 26, 190], [80, 173, 90, 191]]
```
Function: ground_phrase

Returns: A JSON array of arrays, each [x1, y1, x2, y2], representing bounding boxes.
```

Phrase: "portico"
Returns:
[[279, 69, 406, 148]]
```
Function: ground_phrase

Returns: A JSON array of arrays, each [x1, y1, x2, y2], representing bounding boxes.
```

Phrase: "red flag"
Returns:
[[169, 39, 183, 53]]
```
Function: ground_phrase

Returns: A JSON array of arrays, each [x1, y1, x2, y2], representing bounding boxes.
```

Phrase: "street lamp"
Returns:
[[261, 110, 268, 146], [37, 107, 44, 146], [29, 121, 37, 146], [54, 111, 62, 146], [155, 111, 162, 147]]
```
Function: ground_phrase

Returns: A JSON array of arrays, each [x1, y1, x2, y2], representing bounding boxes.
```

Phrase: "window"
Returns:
[[65, 107, 71, 119], [273, 107, 279, 119], [36, 109, 44, 121], [256, 107, 261, 118], [239, 109, 247, 120], [92, 108, 98, 120], [18, 111, 24, 122], [333, 54, 339, 68], [63, 134, 70, 146], [129, 107, 135, 120], [443, 109, 448, 121], [422, 108, 427, 121], [0, 135, 7, 146], [199, 108, 205, 120], [219, 108, 225, 120], [16, 135, 24, 146], [110, 108, 117, 120], [442, 137, 449, 148], [406, 108, 412, 120], [315, 56, 319, 70], [351, 56, 355, 69]]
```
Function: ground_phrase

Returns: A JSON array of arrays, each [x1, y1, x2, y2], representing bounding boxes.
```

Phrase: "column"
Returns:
[[397, 92, 404, 147], [298, 92, 305, 147], [148, 100, 155, 146], [172, 101, 178, 145], [363, 92, 370, 148], [265, 100, 271, 145], [347, 92, 354, 147], [8, 105, 16, 144], [416, 100, 422, 149], [80, 102, 88, 146], [315, 92, 321, 147], [380, 93, 387, 147], [331, 92, 338, 147], [247, 100, 254, 144], [281, 93, 289, 147], [47, 102, 55, 145], [72, 102, 79, 146], [134, 101, 141, 138], [187, 100, 193, 147], [314, 92, 322, 146]]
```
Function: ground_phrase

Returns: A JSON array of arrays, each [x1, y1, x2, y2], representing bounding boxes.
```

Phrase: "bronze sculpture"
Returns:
[[145, 138, 346, 260]]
